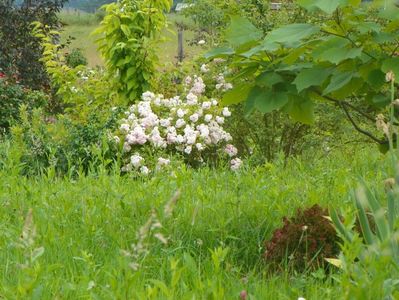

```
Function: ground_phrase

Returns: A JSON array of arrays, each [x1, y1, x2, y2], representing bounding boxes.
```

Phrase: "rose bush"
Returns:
[[115, 76, 242, 175]]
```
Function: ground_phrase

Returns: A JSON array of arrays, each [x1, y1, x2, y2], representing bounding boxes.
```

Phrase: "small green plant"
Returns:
[[65, 48, 88, 68], [330, 179, 399, 299]]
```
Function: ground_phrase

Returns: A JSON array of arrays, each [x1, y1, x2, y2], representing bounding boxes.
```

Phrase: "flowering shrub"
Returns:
[[264, 205, 340, 272], [115, 76, 241, 175]]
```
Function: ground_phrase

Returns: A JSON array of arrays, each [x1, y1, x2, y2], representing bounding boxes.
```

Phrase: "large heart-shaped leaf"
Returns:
[[225, 16, 263, 48], [298, 0, 350, 14], [285, 95, 315, 124], [222, 84, 253, 105], [293, 67, 331, 92], [247, 86, 289, 113], [323, 71, 354, 95], [264, 23, 320, 44], [204, 47, 235, 59]]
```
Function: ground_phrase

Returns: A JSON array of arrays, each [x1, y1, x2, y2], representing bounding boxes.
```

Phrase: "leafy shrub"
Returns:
[[10, 106, 120, 176], [115, 76, 241, 175], [264, 205, 340, 271], [65, 48, 88, 68], [0, 78, 48, 132], [94, 0, 172, 103], [192, 59, 345, 162], [33, 23, 117, 121]]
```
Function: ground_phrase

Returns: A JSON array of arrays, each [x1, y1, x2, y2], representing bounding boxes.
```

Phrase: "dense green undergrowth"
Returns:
[[0, 145, 391, 298]]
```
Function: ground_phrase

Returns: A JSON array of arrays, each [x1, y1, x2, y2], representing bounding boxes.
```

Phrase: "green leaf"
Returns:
[[367, 69, 386, 90], [330, 77, 363, 99], [330, 208, 354, 242], [362, 184, 389, 241], [241, 42, 279, 58], [222, 84, 253, 105], [293, 67, 331, 92], [323, 72, 354, 95], [315, 0, 348, 14], [379, 2, 399, 20], [120, 24, 131, 36], [264, 23, 320, 44], [285, 95, 315, 124], [225, 16, 263, 48], [204, 47, 235, 59], [256, 72, 284, 88], [298, 0, 350, 14], [381, 58, 399, 82], [355, 189, 375, 245], [313, 37, 362, 64], [317, 47, 363, 64], [248, 86, 289, 113]]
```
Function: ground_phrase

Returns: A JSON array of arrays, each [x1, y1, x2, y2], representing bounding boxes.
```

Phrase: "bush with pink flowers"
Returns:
[[114, 76, 242, 175]]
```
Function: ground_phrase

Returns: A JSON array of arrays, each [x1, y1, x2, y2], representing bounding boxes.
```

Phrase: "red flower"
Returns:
[[0, 72, 5, 79]]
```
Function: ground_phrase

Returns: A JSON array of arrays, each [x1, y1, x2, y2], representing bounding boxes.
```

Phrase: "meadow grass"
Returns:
[[0, 145, 391, 298], [59, 11, 205, 68]]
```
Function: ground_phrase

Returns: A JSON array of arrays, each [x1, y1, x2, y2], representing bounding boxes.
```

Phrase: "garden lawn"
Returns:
[[0, 146, 390, 298]]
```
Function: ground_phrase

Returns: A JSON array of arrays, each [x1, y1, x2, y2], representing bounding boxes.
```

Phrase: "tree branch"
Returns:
[[324, 94, 375, 122], [338, 102, 386, 144]]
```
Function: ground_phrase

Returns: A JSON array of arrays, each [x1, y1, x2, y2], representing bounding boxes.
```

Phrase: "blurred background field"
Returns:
[[59, 9, 204, 68]]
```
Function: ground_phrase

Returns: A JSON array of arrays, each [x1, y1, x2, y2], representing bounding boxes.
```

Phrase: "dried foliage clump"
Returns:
[[264, 205, 340, 271]]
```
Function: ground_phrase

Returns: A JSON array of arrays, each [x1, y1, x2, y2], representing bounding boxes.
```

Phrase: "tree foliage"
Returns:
[[0, 0, 66, 89], [207, 0, 399, 145]]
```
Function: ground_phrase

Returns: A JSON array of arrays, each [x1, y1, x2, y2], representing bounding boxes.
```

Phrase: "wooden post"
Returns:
[[177, 28, 184, 63]]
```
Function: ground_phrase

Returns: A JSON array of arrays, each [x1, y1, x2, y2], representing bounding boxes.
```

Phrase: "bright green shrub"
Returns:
[[10, 106, 121, 176], [94, 0, 172, 103]]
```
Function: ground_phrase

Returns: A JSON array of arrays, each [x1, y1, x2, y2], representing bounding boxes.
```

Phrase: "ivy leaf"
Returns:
[[225, 16, 263, 48], [293, 67, 331, 92], [285, 95, 315, 124], [323, 71, 354, 95], [248, 86, 289, 113], [264, 23, 320, 44], [222, 84, 253, 105]]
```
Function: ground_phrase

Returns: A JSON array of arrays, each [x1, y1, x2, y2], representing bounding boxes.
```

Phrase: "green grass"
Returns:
[[59, 11, 205, 68], [0, 145, 391, 298], [61, 23, 103, 67]]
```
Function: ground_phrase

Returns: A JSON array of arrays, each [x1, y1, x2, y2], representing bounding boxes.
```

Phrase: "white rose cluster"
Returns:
[[116, 76, 242, 174]]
